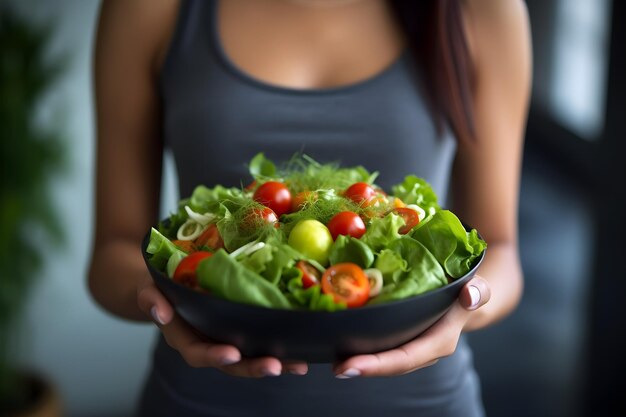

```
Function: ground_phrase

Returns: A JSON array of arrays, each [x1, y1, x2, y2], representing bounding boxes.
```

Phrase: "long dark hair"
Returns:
[[390, 0, 475, 142]]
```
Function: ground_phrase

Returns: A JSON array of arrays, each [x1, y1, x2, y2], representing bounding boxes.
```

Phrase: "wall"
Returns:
[[11, 1, 177, 416]]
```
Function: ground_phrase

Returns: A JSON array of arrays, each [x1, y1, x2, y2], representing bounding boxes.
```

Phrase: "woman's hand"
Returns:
[[136, 274, 308, 377], [333, 276, 491, 378]]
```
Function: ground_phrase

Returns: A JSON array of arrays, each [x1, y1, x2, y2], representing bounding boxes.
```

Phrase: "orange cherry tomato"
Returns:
[[194, 224, 224, 250], [393, 207, 420, 234], [172, 239, 197, 253], [173, 251, 213, 288], [296, 260, 321, 289], [291, 190, 317, 211], [321, 263, 370, 308]]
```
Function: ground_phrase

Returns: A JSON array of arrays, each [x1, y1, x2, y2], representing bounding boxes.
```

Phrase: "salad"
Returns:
[[145, 153, 486, 312]]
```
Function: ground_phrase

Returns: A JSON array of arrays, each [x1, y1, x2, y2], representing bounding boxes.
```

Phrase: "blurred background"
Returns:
[[0, 0, 624, 416]]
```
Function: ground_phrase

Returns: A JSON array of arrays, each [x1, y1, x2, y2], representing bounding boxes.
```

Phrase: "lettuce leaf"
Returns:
[[374, 249, 408, 285], [360, 212, 405, 252], [368, 237, 447, 305], [146, 227, 187, 271], [328, 235, 374, 268], [249, 152, 277, 180], [391, 175, 439, 215], [410, 210, 487, 278], [196, 249, 292, 309], [286, 275, 346, 312]]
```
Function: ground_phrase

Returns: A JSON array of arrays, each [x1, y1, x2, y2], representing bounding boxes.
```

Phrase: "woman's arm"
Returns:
[[88, 0, 178, 321], [88, 0, 306, 377], [334, 0, 531, 377]]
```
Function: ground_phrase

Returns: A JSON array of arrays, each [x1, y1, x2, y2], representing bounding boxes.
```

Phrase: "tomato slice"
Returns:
[[296, 260, 321, 289], [173, 251, 213, 288], [194, 224, 224, 250], [393, 207, 420, 234], [327, 211, 366, 240], [321, 263, 370, 308]]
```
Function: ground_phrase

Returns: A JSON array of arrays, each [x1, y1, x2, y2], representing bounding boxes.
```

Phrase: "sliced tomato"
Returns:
[[172, 239, 197, 253], [321, 263, 370, 308], [194, 224, 224, 250], [296, 260, 321, 289], [393, 207, 420, 234], [344, 182, 376, 205], [253, 181, 292, 217], [173, 251, 213, 288], [327, 211, 366, 240]]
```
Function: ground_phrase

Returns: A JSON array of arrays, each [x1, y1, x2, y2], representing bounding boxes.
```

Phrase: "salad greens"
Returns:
[[145, 153, 486, 311]]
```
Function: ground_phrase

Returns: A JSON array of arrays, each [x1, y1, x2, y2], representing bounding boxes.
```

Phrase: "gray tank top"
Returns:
[[138, 1, 484, 416]]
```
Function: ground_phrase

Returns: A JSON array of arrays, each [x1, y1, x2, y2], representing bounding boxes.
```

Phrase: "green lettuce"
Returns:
[[328, 235, 374, 268], [146, 227, 187, 271], [410, 210, 487, 278], [391, 175, 439, 215], [196, 250, 292, 309], [374, 249, 408, 285], [368, 237, 447, 305], [361, 212, 405, 252], [286, 275, 346, 312]]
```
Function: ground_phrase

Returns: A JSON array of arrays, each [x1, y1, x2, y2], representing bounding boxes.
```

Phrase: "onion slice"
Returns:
[[177, 220, 205, 241], [184, 205, 216, 226], [364, 268, 383, 297]]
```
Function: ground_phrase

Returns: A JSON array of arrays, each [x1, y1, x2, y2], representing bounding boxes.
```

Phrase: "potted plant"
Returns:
[[0, 7, 65, 416]]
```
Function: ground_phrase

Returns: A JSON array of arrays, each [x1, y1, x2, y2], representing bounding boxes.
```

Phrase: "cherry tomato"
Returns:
[[296, 260, 321, 289], [291, 190, 317, 211], [253, 181, 292, 217], [194, 224, 224, 249], [321, 263, 370, 308], [327, 211, 366, 240], [393, 207, 420, 234], [172, 239, 197, 253], [344, 182, 376, 205], [242, 207, 279, 229], [173, 251, 213, 288]]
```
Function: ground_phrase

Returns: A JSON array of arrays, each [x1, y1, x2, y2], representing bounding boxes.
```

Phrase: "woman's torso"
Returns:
[[139, 1, 483, 416]]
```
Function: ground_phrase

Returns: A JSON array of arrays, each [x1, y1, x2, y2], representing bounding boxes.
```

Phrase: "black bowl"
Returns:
[[141, 224, 484, 363]]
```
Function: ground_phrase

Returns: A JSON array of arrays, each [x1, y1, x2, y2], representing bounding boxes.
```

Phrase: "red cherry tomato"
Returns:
[[253, 181, 292, 217], [327, 211, 366, 240], [173, 251, 213, 288], [296, 260, 321, 289], [393, 207, 420, 234], [344, 182, 376, 205], [321, 263, 370, 308], [194, 224, 224, 249]]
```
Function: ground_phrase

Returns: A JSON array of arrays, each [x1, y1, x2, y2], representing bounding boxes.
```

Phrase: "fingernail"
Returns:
[[262, 367, 280, 377], [469, 285, 481, 309], [289, 369, 307, 376], [336, 368, 361, 379], [220, 356, 240, 366], [150, 306, 165, 325]]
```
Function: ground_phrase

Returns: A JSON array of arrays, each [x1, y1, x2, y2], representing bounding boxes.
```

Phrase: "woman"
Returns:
[[88, 0, 530, 415]]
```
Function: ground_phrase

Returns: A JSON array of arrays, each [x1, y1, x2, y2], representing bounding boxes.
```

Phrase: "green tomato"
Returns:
[[288, 220, 333, 265]]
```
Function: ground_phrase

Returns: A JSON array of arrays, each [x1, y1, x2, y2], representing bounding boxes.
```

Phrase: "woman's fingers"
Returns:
[[458, 275, 491, 311], [160, 314, 242, 368]]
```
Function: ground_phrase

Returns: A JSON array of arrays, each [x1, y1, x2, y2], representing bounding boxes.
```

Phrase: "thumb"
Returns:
[[459, 275, 490, 311]]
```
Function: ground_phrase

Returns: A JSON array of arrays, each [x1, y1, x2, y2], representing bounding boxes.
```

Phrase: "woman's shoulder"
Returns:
[[95, 0, 181, 76]]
